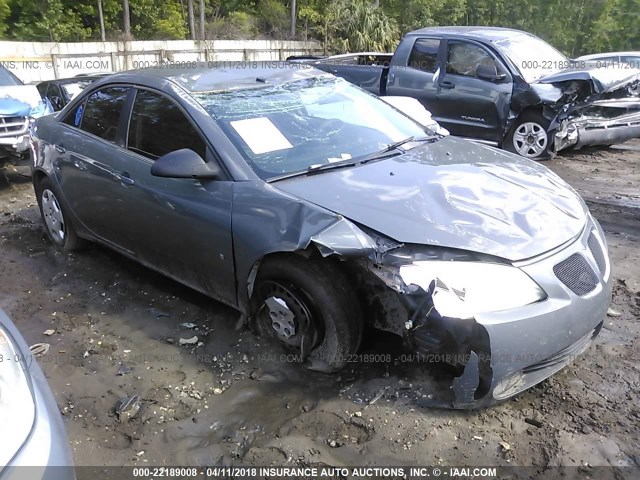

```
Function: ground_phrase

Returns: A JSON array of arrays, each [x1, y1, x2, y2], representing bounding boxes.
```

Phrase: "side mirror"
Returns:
[[150, 149, 220, 180], [476, 63, 507, 81]]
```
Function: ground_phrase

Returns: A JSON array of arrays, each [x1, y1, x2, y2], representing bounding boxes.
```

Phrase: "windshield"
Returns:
[[62, 80, 92, 100], [193, 76, 430, 180], [494, 33, 568, 83]]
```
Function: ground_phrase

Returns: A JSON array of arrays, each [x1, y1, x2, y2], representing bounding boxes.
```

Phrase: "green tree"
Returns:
[[322, 0, 398, 52], [0, 0, 9, 36], [123, 0, 187, 39], [7, 0, 93, 40]]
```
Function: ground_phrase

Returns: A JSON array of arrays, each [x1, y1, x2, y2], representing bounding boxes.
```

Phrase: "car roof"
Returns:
[[101, 62, 327, 93], [406, 26, 532, 42]]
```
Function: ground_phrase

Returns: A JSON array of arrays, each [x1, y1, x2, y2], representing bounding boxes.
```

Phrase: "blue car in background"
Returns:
[[0, 65, 52, 170]]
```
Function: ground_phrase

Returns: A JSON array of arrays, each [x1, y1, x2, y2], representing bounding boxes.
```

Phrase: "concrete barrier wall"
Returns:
[[0, 39, 323, 83]]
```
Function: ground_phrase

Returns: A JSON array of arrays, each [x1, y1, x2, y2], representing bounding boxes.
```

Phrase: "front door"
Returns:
[[435, 40, 513, 142], [114, 88, 235, 304]]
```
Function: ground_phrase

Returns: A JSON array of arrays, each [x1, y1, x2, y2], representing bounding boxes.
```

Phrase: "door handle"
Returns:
[[440, 81, 455, 89], [118, 171, 135, 186], [55, 144, 65, 153]]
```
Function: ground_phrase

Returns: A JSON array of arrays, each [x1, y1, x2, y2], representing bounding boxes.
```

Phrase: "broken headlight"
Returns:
[[0, 326, 36, 466], [399, 261, 546, 319]]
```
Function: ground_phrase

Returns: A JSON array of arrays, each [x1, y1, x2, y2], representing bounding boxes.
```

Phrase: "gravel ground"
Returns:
[[0, 143, 638, 470]]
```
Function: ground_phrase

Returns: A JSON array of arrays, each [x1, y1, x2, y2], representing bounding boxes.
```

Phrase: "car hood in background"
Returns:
[[537, 64, 640, 93], [0, 85, 51, 117], [274, 138, 587, 262]]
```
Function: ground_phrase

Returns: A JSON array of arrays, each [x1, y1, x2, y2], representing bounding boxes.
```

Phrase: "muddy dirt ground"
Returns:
[[0, 142, 639, 470]]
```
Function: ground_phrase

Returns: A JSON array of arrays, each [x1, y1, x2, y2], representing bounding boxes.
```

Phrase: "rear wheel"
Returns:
[[505, 112, 554, 160], [35, 177, 83, 251], [250, 255, 362, 372]]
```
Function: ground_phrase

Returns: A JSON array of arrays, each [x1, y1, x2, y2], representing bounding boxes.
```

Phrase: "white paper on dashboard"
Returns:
[[229, 117, 293, 154]]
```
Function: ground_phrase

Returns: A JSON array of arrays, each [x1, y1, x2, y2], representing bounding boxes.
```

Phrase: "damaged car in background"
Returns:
[[0, 65, 52, 172], [302, 26, 640, 160], [30, 65, 611, 408]]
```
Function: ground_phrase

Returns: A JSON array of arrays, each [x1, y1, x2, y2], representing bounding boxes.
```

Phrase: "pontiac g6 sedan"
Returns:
[[30, 64, 612, 408]]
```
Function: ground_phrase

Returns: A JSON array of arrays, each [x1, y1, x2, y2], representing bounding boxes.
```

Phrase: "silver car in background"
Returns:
[[577, 51, 640, 69], [0, 308, 74, 479]]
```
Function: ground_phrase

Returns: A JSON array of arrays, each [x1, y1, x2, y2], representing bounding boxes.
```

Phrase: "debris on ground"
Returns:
[[116, 395, 141, 423], [29, 343, 50, 356]]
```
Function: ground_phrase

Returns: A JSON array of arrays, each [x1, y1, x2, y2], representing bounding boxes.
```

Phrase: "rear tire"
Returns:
[[505, 112, 555, 160], [250, 255, 362, 372], [35, 177, 83, 251]]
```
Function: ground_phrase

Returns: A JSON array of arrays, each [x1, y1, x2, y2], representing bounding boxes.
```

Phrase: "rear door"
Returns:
[[53, 85, 134, 246], [435, 39, 512, 142], [386, 37, 442, 116]]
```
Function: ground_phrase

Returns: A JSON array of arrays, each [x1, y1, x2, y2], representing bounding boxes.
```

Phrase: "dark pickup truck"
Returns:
[[302, 26, 640, 160]]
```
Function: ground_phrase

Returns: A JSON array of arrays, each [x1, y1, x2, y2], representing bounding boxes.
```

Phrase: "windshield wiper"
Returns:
[[267, 134, 441, 182], [350, 134, 440, 164]]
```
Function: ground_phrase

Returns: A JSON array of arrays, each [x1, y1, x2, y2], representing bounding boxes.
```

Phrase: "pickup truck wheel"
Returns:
[[36, 177, 83, 251], [506, 113, 554, 160], [250, 255, 362, 372]]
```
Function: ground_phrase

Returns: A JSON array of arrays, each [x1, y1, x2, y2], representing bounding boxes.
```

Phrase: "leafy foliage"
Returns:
[[0, 0, 639, 57]]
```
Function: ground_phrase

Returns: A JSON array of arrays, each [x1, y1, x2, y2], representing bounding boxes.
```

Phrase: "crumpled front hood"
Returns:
[[275, 138, 588, 261], [537, 63, 640, 94]]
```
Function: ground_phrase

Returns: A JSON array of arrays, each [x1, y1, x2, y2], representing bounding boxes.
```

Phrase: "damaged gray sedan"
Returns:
[[30, 65, 612, 408]]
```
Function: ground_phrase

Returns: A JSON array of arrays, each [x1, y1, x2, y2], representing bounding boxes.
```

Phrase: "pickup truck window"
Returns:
[[446, 41, 496, 78], [408, 38, 439, 73]]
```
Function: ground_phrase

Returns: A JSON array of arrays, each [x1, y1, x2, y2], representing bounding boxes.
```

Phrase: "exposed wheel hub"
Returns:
[[41, 188, 65, 244], [257, 281, 320, 352], [265, 296, 296, 338]]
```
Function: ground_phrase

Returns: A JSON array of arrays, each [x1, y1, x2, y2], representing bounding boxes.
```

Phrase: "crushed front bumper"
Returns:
[[0, 116, 31, 158], [554, 102, 640, 152], [408, 217, 612, 408]]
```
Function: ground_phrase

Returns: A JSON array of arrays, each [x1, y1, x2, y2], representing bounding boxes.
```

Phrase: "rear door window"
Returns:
[[126, 89, 206, 160], [73, 86, 129, 142], [408, 38, 440, 73], [620, 55, 640, 68]]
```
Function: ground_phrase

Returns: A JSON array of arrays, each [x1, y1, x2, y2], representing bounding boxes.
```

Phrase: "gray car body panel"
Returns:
[[31, 65, 611, 408], [274, 137, 587, 261], [0, 309, 75, 480]]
